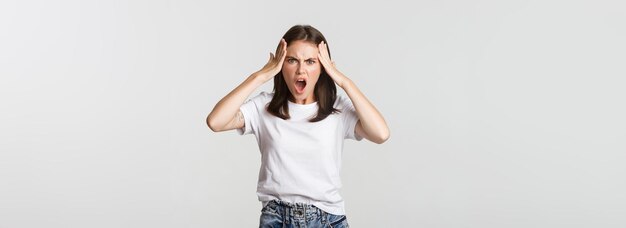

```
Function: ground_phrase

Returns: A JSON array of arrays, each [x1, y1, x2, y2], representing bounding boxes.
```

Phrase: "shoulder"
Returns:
[[249, 91, 274, 103], [242, 92, 274, 113]]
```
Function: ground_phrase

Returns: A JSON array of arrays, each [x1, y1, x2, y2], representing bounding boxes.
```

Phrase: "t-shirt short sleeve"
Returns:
[[236, 92, 271, 136], [339, 96, 363, 141]]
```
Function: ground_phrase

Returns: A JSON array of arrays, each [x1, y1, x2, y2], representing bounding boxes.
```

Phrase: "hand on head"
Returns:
[[256, 39, 287, 82], [317, 41, 345, 87]]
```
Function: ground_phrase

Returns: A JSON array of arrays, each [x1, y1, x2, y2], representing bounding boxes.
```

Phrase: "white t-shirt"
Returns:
[[237, 91, 362, 215]]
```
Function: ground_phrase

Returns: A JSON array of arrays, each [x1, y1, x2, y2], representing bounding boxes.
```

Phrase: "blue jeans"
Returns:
[[259, 199, 350, 228]]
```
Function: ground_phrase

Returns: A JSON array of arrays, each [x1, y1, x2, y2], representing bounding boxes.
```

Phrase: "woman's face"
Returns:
[[282, 40, 321, 104]]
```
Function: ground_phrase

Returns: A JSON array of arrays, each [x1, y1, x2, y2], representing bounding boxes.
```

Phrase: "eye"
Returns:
[[305, 60, 316, 64], [287, 59, 297, 64]]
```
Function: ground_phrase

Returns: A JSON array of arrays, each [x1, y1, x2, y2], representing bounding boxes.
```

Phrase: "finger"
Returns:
[[279, 39, 287, 57], [270, 53, 275, 61], [278, 48, 287, 65], [276, 38, 286, 56], [318, 47, 328, 62], [276, 38, 282, 50], [279, 40, 287, 58], [324, 42, 330, 58], [318, 44, 325, 57], [319, 41, 329, 58], [317, 53, 328, 66]]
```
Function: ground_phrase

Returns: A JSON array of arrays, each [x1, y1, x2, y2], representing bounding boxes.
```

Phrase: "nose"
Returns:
[[296, 63, 305, 75]]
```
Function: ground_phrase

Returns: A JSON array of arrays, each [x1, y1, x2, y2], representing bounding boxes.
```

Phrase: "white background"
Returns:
[[1, 0, 625, 227]]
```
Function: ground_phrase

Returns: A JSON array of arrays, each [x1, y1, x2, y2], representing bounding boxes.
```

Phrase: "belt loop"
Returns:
[[283, 205, 290, 226]]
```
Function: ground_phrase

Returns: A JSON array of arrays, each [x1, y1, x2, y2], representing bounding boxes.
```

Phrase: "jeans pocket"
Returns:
[[261, 203, 281, 217], [327, 214, 348, 228]]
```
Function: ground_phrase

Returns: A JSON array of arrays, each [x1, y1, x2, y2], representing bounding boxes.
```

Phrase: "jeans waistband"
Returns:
[[264, 199, 328, 223], [266, 199, 319, 210]]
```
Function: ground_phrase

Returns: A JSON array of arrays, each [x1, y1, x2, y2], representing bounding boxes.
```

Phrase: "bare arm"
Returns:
[[317, 41, 390, 144], [343, 79, 390, 144], [206, 39, 287, 132], [206, 74, 264, 132]]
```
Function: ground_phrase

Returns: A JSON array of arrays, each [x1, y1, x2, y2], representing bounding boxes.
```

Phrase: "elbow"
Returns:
[[206, 116, 221, 132], [372, 129, 390, 144]]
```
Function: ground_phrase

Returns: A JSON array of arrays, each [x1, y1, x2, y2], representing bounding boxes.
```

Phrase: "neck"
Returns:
[[289, 94, 316, 104]]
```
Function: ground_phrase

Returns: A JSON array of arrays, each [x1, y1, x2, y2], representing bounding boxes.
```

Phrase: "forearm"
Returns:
[[206, 73, 265, 131], [340, 78, 390, 141]]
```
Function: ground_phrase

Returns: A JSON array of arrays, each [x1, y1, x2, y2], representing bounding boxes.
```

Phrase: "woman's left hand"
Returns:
[[318, 41, 349, 88], [318, 42, 389, 144]]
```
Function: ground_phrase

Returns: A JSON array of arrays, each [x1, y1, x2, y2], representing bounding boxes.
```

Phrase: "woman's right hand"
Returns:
[[254, 38, 287, 82], [206, 39, 287, 132]]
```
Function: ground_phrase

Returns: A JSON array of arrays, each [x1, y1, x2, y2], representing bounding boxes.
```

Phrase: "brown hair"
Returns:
[[267, 25, 340, 122]]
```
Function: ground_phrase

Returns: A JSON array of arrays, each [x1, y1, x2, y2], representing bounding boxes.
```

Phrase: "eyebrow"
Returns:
[[286, 56, 318, 61]]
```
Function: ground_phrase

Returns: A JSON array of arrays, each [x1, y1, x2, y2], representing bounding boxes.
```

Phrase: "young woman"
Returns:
[[206, 25, 389, 228]]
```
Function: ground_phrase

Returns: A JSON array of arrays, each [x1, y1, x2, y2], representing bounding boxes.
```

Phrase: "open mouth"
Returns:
[[295, 78, 307, 94]]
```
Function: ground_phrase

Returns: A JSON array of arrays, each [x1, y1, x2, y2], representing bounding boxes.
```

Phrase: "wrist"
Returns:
[[252, 71, 271, 80], [248, 73, 270, 86], [338, 77, 353, 89], [333, 72, 349, 88]]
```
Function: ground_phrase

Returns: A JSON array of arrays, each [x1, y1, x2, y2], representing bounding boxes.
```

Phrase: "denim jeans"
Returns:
[[259, 199, 350, 228]]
